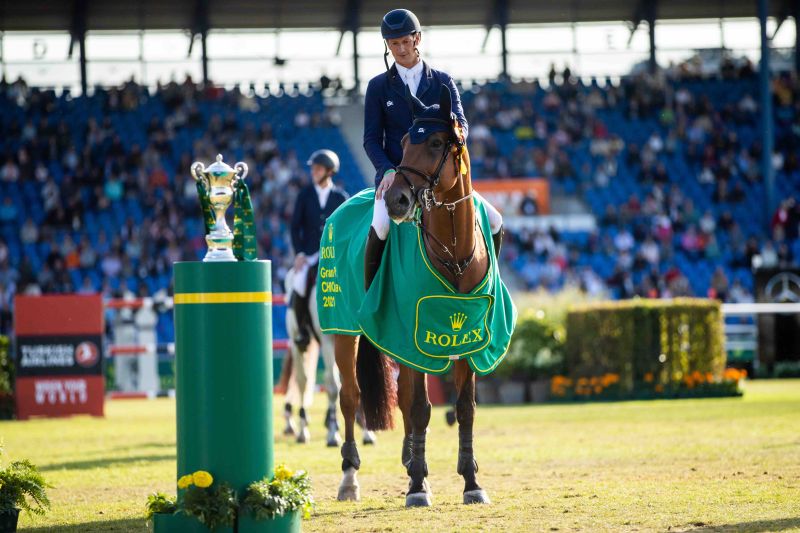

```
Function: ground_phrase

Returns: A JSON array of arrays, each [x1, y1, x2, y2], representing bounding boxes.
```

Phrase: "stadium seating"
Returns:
[[2, 72, 797, 342]]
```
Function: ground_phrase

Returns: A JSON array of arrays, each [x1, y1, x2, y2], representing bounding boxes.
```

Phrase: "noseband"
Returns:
[[395, 118, 476, 279]]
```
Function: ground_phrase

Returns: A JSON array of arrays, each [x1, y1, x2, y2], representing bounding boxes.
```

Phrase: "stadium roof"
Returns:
[[0, 0, 788, 33]]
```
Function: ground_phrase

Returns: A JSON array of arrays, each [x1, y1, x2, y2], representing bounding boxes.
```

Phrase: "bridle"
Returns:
[[395, 118, 477, 279]]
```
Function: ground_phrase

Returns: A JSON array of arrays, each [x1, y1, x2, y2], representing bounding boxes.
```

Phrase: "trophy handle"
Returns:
[[191, 162, 208, 186], [234, 162, 249, 183]]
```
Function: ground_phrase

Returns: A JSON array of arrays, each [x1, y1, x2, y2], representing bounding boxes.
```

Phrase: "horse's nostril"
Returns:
[[398, 194, 410, 207]]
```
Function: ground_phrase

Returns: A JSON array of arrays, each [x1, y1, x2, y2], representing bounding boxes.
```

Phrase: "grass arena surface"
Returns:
[[6, 379, 800, 532]]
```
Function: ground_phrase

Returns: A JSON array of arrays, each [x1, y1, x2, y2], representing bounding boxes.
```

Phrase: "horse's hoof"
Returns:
[[296, 427, 310, 444], [338, 467, 360, 501], [362, 431, 377, 445], [327, 432, 343, 448], [405, 491, 432, 507], [463, 489, 490, 504], [337, 485, 360, 501], [283, 421, 297, 437]]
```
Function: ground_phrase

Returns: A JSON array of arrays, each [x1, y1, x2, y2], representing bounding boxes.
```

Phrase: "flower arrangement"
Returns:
[[551, 373, 620, 398], [243, 464, 314, 521], [551, 367, 745, 401], [146, 465, 313, 529], [179, 470, 237, 530], [144, 492, 177, 520]]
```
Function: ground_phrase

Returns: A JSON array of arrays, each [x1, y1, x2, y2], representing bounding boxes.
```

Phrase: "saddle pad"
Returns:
[[316, 188, 517, 376]]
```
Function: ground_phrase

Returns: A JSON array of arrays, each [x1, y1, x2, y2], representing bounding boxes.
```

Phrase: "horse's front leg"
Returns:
[[334, 334, 361, 501], [290, 339, 312, 444], [319, 333, 343, 447], [406, 369, 432, 507], [398, 365, 414, 468], [454, 360, 489, 504]]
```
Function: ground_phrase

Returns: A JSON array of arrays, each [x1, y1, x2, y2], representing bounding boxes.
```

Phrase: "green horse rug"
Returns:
[[316, 189, 517, 376]]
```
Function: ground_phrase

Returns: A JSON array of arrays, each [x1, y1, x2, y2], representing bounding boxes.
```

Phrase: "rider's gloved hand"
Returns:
[[376, 169, 396, 200]]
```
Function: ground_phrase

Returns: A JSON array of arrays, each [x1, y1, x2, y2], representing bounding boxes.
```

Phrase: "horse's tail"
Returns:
[[356, 337, 396, 431]]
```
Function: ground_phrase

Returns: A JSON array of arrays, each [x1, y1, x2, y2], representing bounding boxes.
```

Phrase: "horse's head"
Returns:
[[385, 84, 467, 222]]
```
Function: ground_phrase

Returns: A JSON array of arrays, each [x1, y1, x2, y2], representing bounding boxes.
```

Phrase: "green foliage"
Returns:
[[0, 336, 13, 419], [243, 467, 313, 521], [0, 455, 52, 516], [565, 298, 725, 393], [182, 482, 237, 530], [499, 309, 565, 379], [774, 361, 800, 378], [144, 492, 176, 520], [0, 336, 12, 395]]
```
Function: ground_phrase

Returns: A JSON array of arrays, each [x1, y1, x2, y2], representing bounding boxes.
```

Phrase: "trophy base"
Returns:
[[203, 248, 237, 262]]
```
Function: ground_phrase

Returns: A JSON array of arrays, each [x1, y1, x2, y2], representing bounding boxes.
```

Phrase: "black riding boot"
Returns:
[[291, 290, 312, 352], [364, 227, 388, 290], [492, 225, 504, 260]]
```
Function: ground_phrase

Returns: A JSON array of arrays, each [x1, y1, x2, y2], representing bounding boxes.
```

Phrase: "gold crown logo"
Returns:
[[450, 312, 467, 332]]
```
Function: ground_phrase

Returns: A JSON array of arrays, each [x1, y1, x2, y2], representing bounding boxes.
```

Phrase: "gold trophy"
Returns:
[[190, 154, 249, 262]]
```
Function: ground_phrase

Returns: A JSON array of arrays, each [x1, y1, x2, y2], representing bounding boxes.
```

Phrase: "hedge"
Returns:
[[565, 298, 725, 395]]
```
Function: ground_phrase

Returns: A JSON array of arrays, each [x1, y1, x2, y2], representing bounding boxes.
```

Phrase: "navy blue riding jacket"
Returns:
[[363, 62, 468, 186], [291, 184, 348, 256]]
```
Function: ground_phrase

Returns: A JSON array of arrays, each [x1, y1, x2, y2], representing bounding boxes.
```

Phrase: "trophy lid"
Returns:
[[205, 154, 236, 175]]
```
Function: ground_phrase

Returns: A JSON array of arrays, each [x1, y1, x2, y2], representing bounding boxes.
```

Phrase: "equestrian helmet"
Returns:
[[381, 9, 421, 40], [307, 149, 340, 173]]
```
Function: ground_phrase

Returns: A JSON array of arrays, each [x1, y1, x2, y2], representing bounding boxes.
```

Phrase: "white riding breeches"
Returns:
[[472, 190, 503, 234], [371, 197, 391, 240], [292, 252, 319, 297]]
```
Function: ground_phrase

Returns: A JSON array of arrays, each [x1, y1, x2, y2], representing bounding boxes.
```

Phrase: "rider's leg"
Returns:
[[365, 197, 390, 290], [291, 260, 312, 351], [472, 191, 503, 259]]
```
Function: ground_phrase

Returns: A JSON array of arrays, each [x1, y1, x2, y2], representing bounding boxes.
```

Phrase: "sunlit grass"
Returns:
[[6, 379, 800, 532]]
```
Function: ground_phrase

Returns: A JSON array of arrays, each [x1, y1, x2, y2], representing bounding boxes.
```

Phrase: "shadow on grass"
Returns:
[[25, 518, 146, 532], [677, 517, 800, 532], [40, 453, 175, 472], [313, 505, 409, 517], [109, 441, 175, 452]]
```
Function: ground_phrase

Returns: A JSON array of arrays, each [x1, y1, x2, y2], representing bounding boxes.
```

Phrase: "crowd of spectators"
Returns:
[[2, 61, 800, 335], [461, 64, 800, 300], [0, 75, 345, 335]]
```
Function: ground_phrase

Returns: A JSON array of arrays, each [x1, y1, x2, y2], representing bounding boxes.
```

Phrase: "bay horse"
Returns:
[[331, 84, 503, 507]]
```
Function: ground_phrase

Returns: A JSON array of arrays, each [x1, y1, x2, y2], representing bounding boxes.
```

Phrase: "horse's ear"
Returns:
[[405, 85, 426, 118], [438, 84, 452, 119]]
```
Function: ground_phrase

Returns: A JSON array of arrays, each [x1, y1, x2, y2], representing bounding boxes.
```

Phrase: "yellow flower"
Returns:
[[192, 471, 214, 488], [177, 474, 193, 489], [274, 464, 294, 481]]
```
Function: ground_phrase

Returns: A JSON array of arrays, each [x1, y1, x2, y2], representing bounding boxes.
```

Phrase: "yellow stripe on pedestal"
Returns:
[[174, 291, 272, 305]]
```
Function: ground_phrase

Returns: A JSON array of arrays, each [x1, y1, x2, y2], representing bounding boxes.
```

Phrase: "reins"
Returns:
[[395, 118, 477, 279]]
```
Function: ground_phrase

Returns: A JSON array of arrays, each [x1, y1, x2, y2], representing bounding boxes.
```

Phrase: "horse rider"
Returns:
[[363, 8, 504, 289], [290, 149, 349, 351]]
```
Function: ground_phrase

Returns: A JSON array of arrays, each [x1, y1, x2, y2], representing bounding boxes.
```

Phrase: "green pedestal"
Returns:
[[152, 513, 233, 533], [238, 511, 302, 533], [174, 260, 273, 499]]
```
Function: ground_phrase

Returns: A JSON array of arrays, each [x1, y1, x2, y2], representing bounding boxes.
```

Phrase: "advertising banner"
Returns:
[[14, 295, 104, 419]]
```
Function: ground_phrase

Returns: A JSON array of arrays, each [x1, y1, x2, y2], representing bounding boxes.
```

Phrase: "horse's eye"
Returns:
[[430, 139, 443, 149]]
